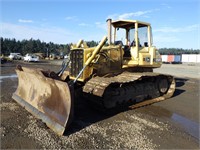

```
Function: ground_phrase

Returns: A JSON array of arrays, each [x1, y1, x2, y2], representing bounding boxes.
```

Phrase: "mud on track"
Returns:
[[1, 61, 199, 149]]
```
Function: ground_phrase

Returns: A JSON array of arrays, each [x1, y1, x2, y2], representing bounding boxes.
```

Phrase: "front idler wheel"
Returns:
[[157, 77, 169, 94]]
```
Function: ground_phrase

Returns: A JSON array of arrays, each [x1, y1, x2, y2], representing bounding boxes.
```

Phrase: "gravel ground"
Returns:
[[0, 60, 199, 149]]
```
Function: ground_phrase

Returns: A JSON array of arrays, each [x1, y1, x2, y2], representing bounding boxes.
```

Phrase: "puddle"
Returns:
[[0, 74, 17, 82], [171, 113, 200, 140]]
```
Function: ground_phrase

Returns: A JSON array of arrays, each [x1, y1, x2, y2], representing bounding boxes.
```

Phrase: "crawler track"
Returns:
[[83, 72, 175, 109]]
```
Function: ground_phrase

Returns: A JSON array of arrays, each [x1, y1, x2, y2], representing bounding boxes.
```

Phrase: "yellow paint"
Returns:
[[69, 19, 162, 82]]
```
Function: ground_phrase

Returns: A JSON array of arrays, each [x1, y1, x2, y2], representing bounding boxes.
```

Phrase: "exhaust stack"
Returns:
[[107, 18, 112, 45]]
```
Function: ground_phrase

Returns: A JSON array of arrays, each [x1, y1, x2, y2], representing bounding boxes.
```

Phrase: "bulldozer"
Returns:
[[12, 19, 175, 135]]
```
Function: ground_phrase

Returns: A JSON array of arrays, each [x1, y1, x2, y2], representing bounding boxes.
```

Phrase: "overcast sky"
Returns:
[[1, 0, 199, 49]]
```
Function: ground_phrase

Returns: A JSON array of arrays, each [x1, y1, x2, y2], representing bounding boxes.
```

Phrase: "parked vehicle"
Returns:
[[49, 53, 63, 60], [8, 53, 24, 60], [0, 57, 7, 64], [24, 54, 39, 62], [64, 55, 69, 59]]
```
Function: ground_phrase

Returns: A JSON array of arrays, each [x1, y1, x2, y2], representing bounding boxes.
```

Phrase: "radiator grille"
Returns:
[[70, 49, 84, 78]]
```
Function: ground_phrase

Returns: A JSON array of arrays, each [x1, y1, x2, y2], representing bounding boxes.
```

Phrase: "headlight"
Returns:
[[155, 58, 162, 62]]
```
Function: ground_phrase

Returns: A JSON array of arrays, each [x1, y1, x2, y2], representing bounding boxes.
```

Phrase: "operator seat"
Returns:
[[114, 40, 131, 57], [114, 40, 123, 46]]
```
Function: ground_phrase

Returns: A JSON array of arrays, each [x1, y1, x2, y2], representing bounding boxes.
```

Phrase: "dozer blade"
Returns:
[[12, 66, 73, 135]]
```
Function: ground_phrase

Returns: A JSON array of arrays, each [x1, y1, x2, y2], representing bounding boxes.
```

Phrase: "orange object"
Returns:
[[167, 55, 174, 62]]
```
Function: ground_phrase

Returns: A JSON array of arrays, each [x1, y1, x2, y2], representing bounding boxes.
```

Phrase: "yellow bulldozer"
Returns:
[[12, 19, 175, 135]]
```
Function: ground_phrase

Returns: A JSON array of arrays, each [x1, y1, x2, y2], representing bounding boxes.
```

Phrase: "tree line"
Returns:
[[1, 37, 98, 56], [158, 48, 200, 55], [1, 37, 199, 56]]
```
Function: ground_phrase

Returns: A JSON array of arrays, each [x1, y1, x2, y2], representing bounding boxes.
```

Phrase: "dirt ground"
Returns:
[[0, 60, 199, 149]]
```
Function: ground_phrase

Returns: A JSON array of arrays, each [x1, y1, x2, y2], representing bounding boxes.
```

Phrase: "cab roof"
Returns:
[[111, 20, 150, 29]]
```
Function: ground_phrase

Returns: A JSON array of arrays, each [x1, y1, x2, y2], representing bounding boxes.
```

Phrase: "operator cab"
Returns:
[[106, 19, 161, 68], [111, 20, 153, 58]]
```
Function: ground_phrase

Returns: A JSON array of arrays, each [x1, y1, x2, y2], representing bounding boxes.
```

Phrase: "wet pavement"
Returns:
[[0, 61, 199, 149], [0, 74, 17, 83], [171, 113, 199, 139]]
